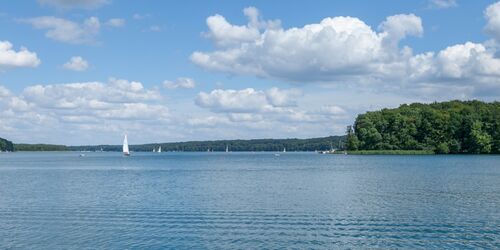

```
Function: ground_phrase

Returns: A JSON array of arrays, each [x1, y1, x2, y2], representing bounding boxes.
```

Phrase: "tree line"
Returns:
[[14, 144, 68, 151], [346, 100, 500, 154], [69, 136, 346, 152]]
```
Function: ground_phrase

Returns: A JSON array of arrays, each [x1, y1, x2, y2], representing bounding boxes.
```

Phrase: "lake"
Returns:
[[0, 152, 498, 249]]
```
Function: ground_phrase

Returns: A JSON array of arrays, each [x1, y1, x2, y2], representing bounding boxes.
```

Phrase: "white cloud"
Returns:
[[63, 56, 89, 71], [192, 9, 422, 82], [37, 0, 110, 9], [0, 79, 171, 144], [192, 7, 500, 99], [193, 87, 346, 127], [22, 78, 161, 110], [196, 88, 268, 113], [0, 41, 40, 70], [163, 77, 196, 89], [105, 18, 125, 27], [195, 88, 300, 113], [265, 87, 302, 107], [379, 14, 423, 49], [428, 0, 457, 9], [318, 105, 346, 115], [22, 16, 101, 44], [485, 1, 500, 42]]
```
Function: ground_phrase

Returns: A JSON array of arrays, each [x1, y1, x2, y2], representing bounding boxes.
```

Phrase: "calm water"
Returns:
[[0, 152, 498, 249]]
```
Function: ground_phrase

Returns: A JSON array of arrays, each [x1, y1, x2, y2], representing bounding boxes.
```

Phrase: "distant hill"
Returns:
[[69, 136, 346, 152], [347, 100, 500, 154], [0, 137, 14, 152]]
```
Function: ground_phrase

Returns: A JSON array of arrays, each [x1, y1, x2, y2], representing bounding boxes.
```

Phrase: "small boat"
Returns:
[[226, 145, 229, 153], [283, 147, 286, 153], [123, 134, 130, 156], [153, 148, 156, 152], [158, 146, 162, 153], [79, 153, 85, 157]]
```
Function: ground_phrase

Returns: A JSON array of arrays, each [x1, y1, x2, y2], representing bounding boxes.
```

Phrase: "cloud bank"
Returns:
[[191, 5, 500, 98]]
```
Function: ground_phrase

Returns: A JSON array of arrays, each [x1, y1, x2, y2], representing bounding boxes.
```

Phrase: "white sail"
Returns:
[[226, 145, 229, 153], [158, 146, 161, 153], [123, 134, 130, 156], [283, 147, 286, 153]]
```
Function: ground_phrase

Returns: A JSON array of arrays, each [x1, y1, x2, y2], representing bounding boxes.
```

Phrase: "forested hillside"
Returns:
[[0, 137, 14, 152], [347, 100, 500, 154]]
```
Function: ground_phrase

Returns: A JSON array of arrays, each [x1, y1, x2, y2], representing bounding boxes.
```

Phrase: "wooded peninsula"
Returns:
[[346, 100, 499, 154]]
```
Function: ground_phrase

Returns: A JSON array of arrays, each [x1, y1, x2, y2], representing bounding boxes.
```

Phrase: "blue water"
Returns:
[[0, 152, 498, 249]]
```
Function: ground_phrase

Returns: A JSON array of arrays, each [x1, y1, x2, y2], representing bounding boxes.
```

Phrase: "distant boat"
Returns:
[[283, 147, 286, 153], [123, 134, 130, 156], [158, 146, 162, 153], [79, 153, 85, 157], [153, 148, 156, 152], [226, 145, 229, 153]]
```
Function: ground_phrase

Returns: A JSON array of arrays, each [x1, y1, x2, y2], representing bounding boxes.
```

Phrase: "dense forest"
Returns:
[[0, 137, 14, 152], [346, 100, 500, 154], [69, 136, 346, 152]]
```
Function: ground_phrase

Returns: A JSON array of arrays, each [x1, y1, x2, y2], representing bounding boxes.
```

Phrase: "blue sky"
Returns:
[[0, 0, 499, 145]]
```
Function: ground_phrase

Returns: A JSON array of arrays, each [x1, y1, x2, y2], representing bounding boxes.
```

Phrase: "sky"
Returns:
[[0, 0, 500, 145]]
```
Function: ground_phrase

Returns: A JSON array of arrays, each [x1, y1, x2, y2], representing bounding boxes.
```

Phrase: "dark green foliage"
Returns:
[[69, 136, 346, 152], [0, 137, 14, 151], [14, 144, 68, 151], [346, 126, 359, 151], [347, 100, 499, 154], [347, 150, 434, 155]]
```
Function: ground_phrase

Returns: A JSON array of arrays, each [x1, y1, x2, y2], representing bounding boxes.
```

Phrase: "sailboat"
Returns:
[[153, 148, 156, 152], [283, 147, 286, 153], [123, 134, 130, 156], [226, 145, 229, 153], [158, 146, 162, 153]]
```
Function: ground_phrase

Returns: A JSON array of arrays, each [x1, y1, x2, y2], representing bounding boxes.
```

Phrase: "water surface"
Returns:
[[0, 152, 498, 248]]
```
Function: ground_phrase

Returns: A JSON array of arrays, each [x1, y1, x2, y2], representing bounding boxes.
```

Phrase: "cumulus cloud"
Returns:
[[191, 9, 422, 82], [485, 1, 500, 42], [191, 6, 500, 99], [0, 79, 170, 143], [37, 0, 110, 9], [196, 88, 269, 113], [203, 6, 280, 48], [193, 87, 349, 128], [23, 78, 161, 109], [428, 0, 457, 9], [163, 77, 196, 89], [195, 88, 300, 113], [0, 41, 40, 70], [63, 56, 89, 71]]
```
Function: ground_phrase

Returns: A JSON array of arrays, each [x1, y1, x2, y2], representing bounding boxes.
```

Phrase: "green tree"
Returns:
[[468, 121, 492, 153], [346, 125, 359, 150]]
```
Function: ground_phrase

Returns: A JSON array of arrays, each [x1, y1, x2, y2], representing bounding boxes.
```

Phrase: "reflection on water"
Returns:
[[0, 152, 499, 248]]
